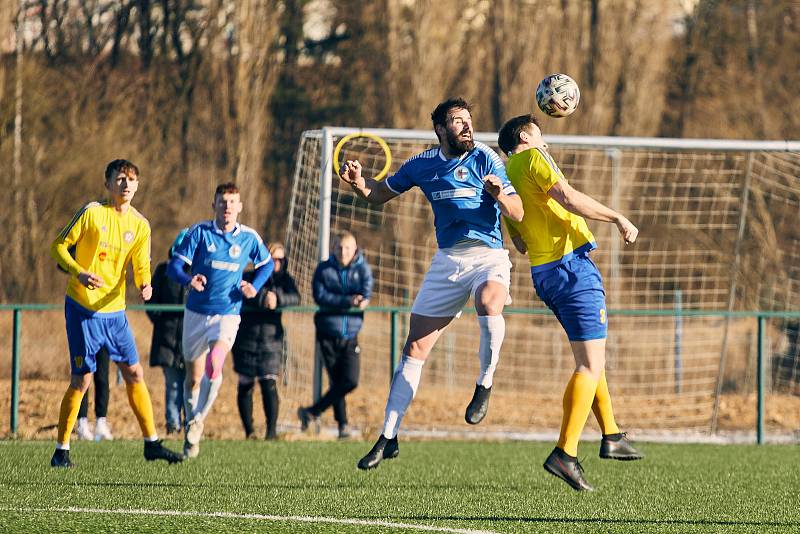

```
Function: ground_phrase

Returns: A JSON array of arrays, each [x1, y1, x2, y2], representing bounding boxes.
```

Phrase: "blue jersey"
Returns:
[[385, 142, 516, 249], [173, 220, 272, 315]]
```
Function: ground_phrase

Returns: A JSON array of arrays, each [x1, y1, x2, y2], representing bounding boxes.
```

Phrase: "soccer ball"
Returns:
[[536, 74, 580, 118]]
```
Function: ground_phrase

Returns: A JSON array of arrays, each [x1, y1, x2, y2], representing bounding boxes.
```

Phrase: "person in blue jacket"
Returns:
[[298, 230, 373, 439]]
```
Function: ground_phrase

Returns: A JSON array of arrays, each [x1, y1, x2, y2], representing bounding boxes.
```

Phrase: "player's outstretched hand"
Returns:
[[483, 174, 503, 198], [140, 284, 153, 301], [190, 274, 207, 292], [340, 160, 365, 189], [78, 271, 104, 290], [240, 280, 257, 299], [616, 217, 638, 245]]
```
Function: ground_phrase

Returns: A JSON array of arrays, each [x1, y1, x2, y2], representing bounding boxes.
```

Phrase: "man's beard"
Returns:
[[445, 128, 475, 155]]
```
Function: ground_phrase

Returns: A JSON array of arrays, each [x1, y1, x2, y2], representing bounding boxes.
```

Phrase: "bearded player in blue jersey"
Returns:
[[340, 98, 524, 469], [168, 182, 273, 458]]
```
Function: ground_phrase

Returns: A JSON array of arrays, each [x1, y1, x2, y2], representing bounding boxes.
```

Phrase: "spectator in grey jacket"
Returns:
[[298, 231, 373, 439], [233, 243, 300, 439]]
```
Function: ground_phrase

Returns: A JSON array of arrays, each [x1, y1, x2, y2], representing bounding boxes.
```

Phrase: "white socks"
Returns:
[[184, 379, 199, 422], [195, 374, 223, 421], [382, 355, 425, 439], [477, 315, 505, 388]]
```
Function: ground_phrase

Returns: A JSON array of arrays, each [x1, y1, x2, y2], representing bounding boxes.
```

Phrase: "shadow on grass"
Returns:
[[405, 515, 800, 528], [1, 479, 534, 491]]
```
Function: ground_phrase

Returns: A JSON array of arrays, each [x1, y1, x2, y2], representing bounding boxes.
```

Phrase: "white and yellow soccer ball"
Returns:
[[536, 74, 580, 118]]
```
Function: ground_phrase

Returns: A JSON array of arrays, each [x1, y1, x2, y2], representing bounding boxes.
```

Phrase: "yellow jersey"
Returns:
[[51, 200, 152, 313], [504, 147, 596, 273]]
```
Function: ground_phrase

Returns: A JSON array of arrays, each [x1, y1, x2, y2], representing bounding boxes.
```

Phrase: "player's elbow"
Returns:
[[557, 189, 581, 214]]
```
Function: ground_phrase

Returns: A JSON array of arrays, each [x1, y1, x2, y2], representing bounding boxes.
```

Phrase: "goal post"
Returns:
[[282, 127, 800, 440]]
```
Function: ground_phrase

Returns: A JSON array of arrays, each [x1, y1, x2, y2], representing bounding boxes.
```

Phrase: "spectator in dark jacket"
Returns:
[[233, 243, 300, 440], [146, 229, 189, 435], [298, 230, 373, 439]]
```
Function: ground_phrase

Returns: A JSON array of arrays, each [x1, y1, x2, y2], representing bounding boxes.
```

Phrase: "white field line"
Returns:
[[2, 507, 501, 534]]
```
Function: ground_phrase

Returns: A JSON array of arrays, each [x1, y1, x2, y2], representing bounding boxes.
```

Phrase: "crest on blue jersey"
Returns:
[[229, 245, 242, 259], [454, 166, 470, 181]]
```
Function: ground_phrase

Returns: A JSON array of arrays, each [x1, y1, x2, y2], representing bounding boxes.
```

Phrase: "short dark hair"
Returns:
[[214, 182, 239, 198], [497, 114, 541, 155], [431, 97, 473, 129], [104, 159, 139, 182]]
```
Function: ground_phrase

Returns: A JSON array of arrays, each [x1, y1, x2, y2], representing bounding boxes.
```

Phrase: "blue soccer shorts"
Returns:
[[531, 254, 608, 342], [64, 297, 140, 374]]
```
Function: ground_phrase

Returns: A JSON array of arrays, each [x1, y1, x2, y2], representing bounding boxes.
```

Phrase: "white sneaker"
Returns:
[[94, 418, 114, 441], [76, 417, 94, 441], [186, 418, 204, 446]]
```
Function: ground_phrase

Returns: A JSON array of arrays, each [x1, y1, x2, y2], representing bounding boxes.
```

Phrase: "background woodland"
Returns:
[[0, 0, 798, 302]]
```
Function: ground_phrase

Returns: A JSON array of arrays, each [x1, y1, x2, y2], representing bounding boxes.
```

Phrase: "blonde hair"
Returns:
[[269, 242, 285, 256]]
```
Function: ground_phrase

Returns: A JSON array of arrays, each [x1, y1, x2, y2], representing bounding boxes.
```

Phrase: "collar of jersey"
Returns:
[[437, 148, 469, 162], [212, 219, 241, 236]]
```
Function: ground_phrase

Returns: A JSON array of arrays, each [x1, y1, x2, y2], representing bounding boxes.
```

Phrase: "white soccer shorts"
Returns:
[[410, 245, 513, 317], [182, 308, 242, 362]]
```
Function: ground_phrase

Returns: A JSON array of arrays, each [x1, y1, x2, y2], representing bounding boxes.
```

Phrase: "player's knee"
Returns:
[[585, 358, 606, 378], [403, 341, 431, 360], [71, 373, 92, 392], [120, 363, 144, 384]]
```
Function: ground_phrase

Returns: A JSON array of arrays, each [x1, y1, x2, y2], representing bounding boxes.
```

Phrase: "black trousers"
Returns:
[[78, 347, 110, 419], [308, 334, 360, 425]]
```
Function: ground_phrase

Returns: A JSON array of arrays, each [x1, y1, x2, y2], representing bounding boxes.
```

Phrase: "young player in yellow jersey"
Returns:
[[49, 159, 182, 467], [497, 115, 642, 491]]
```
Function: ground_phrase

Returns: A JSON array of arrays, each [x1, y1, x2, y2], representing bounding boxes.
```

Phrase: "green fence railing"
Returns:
[[3, 303, 800, 442]]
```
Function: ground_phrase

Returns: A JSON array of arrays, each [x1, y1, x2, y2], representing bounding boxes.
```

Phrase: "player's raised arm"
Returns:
[[340, 160, 398, 204], [547, 179, 638, 245]]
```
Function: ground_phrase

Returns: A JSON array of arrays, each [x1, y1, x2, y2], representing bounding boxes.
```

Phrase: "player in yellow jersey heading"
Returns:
[[49, 159, 182, 467], [497, 115, 642, 491]]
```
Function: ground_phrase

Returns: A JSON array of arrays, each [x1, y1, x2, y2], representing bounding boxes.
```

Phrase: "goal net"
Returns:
[[280, 128, 800, 440]]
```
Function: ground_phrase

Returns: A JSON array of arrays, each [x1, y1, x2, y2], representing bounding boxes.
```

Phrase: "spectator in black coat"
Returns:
[[232, 242, 300, 439], [146, 229, 189, 435], [298, 230, 373, 439]]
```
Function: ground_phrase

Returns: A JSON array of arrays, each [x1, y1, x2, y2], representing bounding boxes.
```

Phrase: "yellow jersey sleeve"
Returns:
[[50, 202, 99, 277], [529, 148, 565, 193]]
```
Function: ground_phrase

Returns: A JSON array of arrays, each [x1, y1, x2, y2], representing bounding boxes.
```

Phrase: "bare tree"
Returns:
[[232, 0, 282, 225]]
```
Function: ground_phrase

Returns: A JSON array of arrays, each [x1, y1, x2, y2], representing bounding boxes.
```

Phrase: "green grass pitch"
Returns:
[[0, 439, 797, 533]]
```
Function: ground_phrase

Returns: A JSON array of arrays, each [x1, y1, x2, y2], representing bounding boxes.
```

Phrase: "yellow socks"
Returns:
[[557, 372, 599, 457], [126, 381, 158, 439], [56, 387, 85, 447], [592, 370, 620, 435]]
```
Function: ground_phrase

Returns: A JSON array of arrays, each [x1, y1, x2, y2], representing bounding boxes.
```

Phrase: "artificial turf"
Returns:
[[0, 439, 797, 533]]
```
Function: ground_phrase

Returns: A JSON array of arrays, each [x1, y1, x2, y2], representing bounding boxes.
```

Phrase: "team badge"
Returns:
[[98, 251, 107, 261], [207, 242, 217, 253], [229, 245, 242, 259], [123, 231, 134, 243], [454, 166, 470, 182]]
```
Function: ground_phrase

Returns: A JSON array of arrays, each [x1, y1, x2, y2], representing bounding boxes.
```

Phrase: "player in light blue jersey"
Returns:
[[341, 98, 524, 470], [168, 182, 273, 457]]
